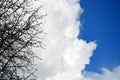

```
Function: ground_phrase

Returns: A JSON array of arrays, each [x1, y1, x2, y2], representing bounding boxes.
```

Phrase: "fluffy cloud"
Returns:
[[82, 66, 120, 80], [32, 0, 96, 80]]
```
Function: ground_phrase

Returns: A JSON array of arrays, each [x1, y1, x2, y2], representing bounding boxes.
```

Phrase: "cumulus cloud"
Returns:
[[32, 0, 97, 80], [82, 66, 120, 80]]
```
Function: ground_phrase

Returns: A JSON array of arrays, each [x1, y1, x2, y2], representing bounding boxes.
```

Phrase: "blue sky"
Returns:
[[80, 0, 120, 73]]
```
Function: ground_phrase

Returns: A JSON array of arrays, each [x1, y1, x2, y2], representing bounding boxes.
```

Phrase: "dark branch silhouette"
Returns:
[[0, 0, 45, 79]]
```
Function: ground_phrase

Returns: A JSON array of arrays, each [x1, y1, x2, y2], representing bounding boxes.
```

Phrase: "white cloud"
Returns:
[[82, 66, 120, 80], [32, 0, 97, 80], [31, 1, 120, 80]]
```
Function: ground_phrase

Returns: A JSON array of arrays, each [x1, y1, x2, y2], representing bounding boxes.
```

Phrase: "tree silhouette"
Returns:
[[0, 0, 45, 79]]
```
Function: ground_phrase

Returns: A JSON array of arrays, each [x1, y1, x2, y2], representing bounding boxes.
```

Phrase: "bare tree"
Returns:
[[0, 0, 45, 79]]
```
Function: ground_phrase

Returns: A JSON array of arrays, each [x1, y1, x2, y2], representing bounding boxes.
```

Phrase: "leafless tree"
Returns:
[[0, 0, 45, 79]]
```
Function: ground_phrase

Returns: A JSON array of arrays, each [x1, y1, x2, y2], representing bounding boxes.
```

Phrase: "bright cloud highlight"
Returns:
[[33, 0, 97, 80]]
